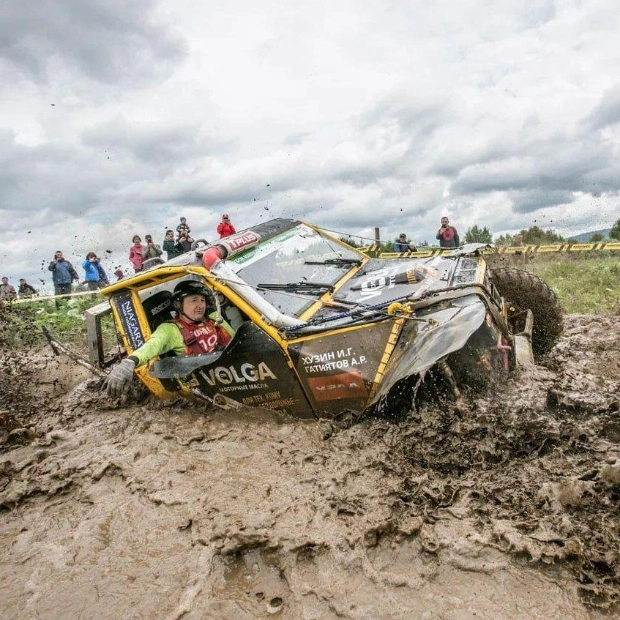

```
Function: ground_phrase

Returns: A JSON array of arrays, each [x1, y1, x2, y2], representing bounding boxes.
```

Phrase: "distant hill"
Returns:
[[568, 228, 612, 242]]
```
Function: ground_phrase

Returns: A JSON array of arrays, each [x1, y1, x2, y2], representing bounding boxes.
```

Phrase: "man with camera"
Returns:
[[141, 234, 165, 269], [435, 216, 460, 248], [48, 250, 79, 306], [143, 234, 163, 261]]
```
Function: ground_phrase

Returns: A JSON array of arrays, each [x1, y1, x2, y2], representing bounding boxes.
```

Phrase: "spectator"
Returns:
[[176, 217, 191, 236], [0, 276, 17, 301], [217, 214, 236, 239], [82, 252, 106, 293], [114, 269, 125, 281], [104, 280, 234, 397], [163, 230, 184, 260], [513, 233, 524, 247], [393, 233, 417, 253], [177, 228, 195, 254], [48, 250, 79, 306], [18, 278, 38, 298], [129, 235, 144, 272], [143, 234, 163, 261], [436, 216, 460, 248]]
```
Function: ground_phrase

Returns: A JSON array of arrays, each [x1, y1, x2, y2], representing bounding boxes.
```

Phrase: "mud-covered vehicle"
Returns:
[[87, 219, 562, 418]]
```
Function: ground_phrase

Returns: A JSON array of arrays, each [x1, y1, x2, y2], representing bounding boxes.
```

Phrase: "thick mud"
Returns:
[[1, 314, 619, 619]]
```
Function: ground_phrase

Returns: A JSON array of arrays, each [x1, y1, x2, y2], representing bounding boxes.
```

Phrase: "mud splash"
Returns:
[[1, 315, 619, 618]]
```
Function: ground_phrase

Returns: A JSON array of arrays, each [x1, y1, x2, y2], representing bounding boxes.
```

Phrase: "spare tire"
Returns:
[[488, 267, 563, 357], [190, 238, 209, 251]]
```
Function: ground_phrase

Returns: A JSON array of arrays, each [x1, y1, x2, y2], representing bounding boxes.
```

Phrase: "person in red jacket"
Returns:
[[216, 214, 236, 238]]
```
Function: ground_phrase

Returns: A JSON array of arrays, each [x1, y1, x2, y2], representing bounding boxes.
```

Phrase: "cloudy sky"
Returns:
[[1, 0, 619, 288]]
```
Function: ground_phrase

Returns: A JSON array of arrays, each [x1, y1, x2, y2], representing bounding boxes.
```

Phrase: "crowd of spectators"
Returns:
[[1, 212, 465, 304]]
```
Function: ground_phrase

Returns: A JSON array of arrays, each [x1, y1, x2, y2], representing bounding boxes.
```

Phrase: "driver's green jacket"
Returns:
[[129, 313, 234, 367]]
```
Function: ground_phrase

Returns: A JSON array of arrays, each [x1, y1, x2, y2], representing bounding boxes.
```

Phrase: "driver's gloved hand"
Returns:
[[104, 358, 136, 397]]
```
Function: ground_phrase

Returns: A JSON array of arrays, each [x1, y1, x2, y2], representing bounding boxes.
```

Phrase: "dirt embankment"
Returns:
[[1, 314, 619, 619]]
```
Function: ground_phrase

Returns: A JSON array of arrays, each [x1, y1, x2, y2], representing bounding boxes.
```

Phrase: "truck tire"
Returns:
[[488, 267, 563, 357]]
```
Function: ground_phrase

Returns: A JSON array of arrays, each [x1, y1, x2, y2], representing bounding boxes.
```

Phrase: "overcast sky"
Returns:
[[1, 0, 619, 288]]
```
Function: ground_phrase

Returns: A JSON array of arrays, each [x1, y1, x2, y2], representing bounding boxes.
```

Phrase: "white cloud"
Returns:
[[1, 0, 620, 286]]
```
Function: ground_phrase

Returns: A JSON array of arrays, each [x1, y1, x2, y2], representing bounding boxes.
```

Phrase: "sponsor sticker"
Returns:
[[115, 293, 145, 350], [307, 371, 368, 402], [224, 231, 260, 252]]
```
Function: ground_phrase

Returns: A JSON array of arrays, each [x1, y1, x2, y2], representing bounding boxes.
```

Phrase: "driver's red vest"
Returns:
[[173, 317, 232, 355]]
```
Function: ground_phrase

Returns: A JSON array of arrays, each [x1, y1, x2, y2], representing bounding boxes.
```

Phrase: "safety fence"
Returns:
[[5, 289, 105, 306], [358, 241, 620, 259]]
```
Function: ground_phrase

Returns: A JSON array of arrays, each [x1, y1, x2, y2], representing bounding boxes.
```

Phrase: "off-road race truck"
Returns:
[[86, 218, 562, 418]]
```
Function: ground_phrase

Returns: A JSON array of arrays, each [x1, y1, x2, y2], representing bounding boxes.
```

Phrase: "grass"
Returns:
[[1, 294, 118, 354], [491, 253, 620, 315]]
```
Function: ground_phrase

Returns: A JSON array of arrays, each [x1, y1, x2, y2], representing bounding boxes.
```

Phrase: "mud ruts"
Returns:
[[0, 314, 619, 618]]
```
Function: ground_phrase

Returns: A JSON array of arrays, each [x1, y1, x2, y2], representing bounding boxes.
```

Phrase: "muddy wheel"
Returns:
[[488, 267, 563, 357]]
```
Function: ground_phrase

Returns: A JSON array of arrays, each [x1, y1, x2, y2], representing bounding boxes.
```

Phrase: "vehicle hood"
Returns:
[[334, 257, 448, 306]]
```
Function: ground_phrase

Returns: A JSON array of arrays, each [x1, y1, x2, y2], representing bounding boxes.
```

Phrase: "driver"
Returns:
[[105, 280, 234, 397]]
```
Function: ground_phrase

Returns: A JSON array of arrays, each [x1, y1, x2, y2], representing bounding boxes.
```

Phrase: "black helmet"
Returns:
[[172, 281, 214, 319], [172, 280, 212, 303]]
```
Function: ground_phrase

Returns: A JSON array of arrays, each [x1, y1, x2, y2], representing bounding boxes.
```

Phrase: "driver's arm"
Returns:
[[129, 323, 186, 367]]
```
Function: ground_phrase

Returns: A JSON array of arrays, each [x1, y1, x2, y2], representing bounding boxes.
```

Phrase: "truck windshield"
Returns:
[[229, 224, 363, 316]]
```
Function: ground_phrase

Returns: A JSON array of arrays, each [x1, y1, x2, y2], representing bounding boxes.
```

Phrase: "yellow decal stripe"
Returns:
[[369, 318, 404, 399]]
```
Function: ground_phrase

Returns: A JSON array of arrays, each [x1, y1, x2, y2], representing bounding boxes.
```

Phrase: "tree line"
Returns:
[[466, 218, 620, 246], [339, 218, 620, 251]]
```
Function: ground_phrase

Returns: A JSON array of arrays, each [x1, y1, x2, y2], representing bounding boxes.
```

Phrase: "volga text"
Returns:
[[199, 362, 277, 386]]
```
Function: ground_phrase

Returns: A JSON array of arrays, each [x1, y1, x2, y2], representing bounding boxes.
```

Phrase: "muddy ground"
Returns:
[[1, 314, 619, 619]]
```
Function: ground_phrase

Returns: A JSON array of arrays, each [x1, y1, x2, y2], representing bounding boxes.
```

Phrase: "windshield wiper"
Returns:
[[257, 282, 335, 294], [304, 258, 363, 266]]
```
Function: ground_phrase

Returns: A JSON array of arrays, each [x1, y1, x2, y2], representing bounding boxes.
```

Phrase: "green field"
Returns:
[[492, 253, 620, 315]]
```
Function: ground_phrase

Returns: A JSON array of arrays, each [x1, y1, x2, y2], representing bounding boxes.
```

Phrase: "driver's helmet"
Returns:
[[172, 280, 214, 314]]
